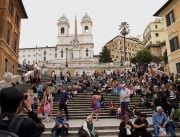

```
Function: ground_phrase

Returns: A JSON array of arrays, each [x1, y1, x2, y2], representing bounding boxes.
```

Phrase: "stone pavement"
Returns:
[[44, 117, 153, 128]]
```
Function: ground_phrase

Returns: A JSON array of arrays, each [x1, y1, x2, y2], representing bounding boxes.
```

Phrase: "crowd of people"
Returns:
[[0, 65, 179, 137]]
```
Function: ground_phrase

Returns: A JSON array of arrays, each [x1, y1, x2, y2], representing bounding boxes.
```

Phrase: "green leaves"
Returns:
[[99, 46, 112, 63], [119, 22, 130, 36], [135, 49, 152, 64]]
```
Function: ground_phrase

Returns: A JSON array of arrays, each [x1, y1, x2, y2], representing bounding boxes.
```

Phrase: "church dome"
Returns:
[[59, 14, 69, 23], [81, 13, 92, 22]]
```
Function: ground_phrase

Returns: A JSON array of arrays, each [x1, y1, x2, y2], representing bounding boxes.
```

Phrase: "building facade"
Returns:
[[154, 0, 180, 74], [105, 35, 144, 63], [19, 13, 96, 67], [143, 18, 166, 57], [0, 0, 27, 80]]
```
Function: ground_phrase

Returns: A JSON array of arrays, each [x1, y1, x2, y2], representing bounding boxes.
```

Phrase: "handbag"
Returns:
[[159, 127, 167, 136]]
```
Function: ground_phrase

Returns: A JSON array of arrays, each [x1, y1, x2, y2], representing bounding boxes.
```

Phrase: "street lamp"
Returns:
[[119, 22, 130, 64], [65, 48, 68, 67]]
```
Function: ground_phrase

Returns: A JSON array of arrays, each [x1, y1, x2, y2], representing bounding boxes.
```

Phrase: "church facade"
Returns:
[[19, 13, 98, 67]]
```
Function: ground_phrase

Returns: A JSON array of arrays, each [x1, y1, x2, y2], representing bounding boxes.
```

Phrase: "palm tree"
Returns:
[[119, 22, 130, 63]]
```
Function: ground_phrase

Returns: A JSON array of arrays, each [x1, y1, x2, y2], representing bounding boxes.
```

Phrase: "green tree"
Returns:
[[130, 57, 137, 64], [99, 46, 112, 63], [163, 50, 168, 64], [119, 22, 130, 61], [136, 49, 152, 64]]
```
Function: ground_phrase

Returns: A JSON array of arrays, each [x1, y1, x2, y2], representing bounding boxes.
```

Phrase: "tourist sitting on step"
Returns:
[[118, 115, 134, 137], [109, 100, 116, 115], [79, 115, 98, 137], [51, 111, 69, 137], [153, 106, 176, 137], [133, 113, 152, 137]]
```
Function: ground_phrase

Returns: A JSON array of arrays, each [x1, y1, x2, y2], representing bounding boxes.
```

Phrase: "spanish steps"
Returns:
[[39, 75, 180, 137]]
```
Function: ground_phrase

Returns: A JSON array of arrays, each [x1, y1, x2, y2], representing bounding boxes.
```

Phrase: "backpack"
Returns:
[[0, 116, 25, 137]]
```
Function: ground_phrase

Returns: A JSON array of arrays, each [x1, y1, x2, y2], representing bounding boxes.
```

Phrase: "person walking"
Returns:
[[58, 85, 69, 120], [91, 91, 101, 121], [119, 84, 131, 118]]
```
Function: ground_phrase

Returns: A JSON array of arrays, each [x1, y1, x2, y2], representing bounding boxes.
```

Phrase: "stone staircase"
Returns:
[[41, 92, 180, 137], [52, 93, 153, 118], [39, 75, 180, 137], [42, 126, 180, 137], [41, 92, 153, 137]]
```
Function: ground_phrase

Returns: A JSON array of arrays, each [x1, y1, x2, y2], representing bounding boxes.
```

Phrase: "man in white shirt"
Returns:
[[119, 83, 131, 118]]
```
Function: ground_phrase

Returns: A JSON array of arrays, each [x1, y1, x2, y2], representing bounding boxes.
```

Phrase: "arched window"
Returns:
[[61, 50, 63, 58], [61, 27, 65, 34], [85, 26, 89, 32], [86, 48, 89, 56]]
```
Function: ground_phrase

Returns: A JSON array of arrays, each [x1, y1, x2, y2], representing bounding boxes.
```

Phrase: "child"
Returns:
[[37, 100, 44, 119], [44, 99, 51, 122]]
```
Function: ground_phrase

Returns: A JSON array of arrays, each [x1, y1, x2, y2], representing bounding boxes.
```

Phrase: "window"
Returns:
[[15, 13, 20, 27], [55, 53, 57, 58], [166, 10, 175, 27], [44, 51, 46, 54], [170, 36, 179, 52], [28, 55, 30, 57], [13, 38, 17, 53], [155, 33, 159, 37], [155, 25, 158, 29], [44, 57, 46, 61], [6, 23, 12, 45], [9, 0, 14, 16], [176, 62, 180, 73], [4, 58, 8, 72], [13, 33, 18, 53], [61, 50, 63, 58], [86, 49, 89, 56], [85, 26, 89, 32], [61, 27, 65, 34], [23, 55, 25, 57]]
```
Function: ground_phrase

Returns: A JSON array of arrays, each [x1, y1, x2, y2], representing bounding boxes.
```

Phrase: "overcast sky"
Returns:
[[20, 0, 168, 54]]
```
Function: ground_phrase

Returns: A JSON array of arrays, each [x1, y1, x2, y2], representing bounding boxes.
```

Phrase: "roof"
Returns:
[[153, 0, 173, 16], [106, 35, 144, 45], [19, 0, 28, 18], [20, 46, 56, 50]]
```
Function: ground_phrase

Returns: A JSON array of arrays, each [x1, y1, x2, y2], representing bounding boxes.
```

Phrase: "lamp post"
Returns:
[[119, 22, 130, 64], [65, 48, 68, 67]]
